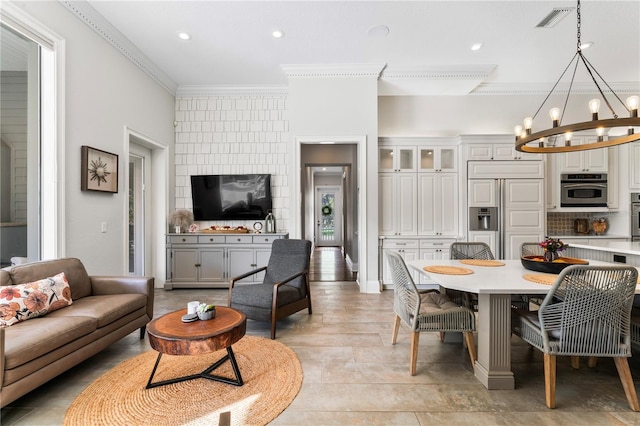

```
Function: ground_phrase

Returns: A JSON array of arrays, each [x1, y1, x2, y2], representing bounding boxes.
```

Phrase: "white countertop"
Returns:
[[406, 259, 640, 295], [567, 241, 640, 256], [551, 234, 628, 240]]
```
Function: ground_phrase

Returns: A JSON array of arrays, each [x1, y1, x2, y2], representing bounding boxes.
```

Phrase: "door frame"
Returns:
[[292, 135, 370, 292], [124, 127, 168, 287]]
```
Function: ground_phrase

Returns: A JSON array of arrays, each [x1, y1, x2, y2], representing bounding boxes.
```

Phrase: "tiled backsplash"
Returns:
[[547, 212, 614, 235]]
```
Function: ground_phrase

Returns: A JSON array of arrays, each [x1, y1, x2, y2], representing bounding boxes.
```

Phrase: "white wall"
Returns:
[[378, 93, 624, 137], [173, 94, 289, 230], [288, 76, 378, 292], [11, 1, 175, 275]]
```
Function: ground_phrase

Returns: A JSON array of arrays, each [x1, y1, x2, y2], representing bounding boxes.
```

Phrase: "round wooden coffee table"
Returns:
[[146, 306, 246, 389]]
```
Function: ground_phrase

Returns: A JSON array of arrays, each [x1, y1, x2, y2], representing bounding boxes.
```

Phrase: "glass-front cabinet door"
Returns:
[[379, 146, 416, 172], [419, 146, 457, 172]]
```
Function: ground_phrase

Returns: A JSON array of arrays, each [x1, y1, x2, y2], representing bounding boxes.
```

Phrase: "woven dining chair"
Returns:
[[449, 242, 528, 311], [386, 250, 476, 375], [512, 265, 639, 411], [521, 242, 545, 258]]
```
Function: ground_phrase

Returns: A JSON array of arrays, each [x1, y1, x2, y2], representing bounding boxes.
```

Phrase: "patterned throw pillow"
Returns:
[[0, 272, 73, 327]]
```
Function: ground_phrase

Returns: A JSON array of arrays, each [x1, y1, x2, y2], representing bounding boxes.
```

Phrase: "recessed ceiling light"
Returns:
[[177, 32, 191, 40], [367, 25, 390, 37], [580, 41, 594, 49], [272, 29, 284, 38], [471, 42, 484, 51]]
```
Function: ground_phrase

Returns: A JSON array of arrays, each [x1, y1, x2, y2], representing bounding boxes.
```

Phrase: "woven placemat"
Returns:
[[423, 265, 474, 275], [523, 273, 558, 285], [459, 259, 505, 267], [64, 335, 302, 426]]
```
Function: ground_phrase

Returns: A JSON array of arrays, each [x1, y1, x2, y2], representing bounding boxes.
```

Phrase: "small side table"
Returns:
[[146, 306, 246, 389]]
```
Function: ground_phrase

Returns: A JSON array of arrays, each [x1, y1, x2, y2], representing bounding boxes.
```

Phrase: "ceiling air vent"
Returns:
[[536, 7, 574, 28]]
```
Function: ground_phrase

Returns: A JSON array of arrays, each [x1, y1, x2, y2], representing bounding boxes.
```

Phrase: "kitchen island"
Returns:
[[564, 240, 640, 266]]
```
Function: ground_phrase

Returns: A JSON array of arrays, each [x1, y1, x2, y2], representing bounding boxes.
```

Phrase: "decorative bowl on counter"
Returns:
[[521, 255, 589, 274]]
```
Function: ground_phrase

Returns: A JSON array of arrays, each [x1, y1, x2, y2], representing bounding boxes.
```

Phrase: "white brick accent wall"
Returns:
[[174, 94, 289, 230]]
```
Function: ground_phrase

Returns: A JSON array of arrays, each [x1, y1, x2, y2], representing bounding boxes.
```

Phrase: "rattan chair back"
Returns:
[[450, 242, 494, 260]]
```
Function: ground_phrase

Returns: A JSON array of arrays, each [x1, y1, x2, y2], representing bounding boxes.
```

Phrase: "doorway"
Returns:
[[128, 143, 151, 275], [315, 185, 342, 247]]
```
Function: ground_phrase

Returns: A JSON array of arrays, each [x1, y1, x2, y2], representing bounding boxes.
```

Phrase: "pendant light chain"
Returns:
[[576, 0, 581, 51]]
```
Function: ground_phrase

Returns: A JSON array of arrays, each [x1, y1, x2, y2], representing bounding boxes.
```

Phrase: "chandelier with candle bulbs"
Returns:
[[514, 0, 640, 153]]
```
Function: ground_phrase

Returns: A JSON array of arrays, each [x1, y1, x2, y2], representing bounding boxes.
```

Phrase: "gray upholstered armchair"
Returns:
[[512, 265, 639, 411], [228, 239, 312, 339]]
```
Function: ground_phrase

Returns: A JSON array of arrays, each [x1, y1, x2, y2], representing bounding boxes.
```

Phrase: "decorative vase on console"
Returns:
[[539, 237, 568, 263], [168, 209, 194, 234]]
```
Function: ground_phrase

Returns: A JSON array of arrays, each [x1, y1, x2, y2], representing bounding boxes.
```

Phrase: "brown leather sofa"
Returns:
[[0, 257, 154, 407]]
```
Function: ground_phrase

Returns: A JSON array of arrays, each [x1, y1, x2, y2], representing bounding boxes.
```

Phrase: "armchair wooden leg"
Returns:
[[410, 331, 420, 376], [613, 357, 640, 412], [438, 332, 445, 342], [391, 315, 401, 345], [571, 356, 580, 369], [464, 331, 476, 368], [587, 356, 598, 368], [139, 325, 146, 340], [270, 321, 277, 340], [544, 353, 557, 409]]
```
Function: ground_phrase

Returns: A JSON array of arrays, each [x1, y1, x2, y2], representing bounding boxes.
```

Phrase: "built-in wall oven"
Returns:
[[631, 193, 640, 242], [560, 173, 608, 207]]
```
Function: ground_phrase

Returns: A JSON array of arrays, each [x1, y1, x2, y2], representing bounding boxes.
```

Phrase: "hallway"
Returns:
[[309, 246, 355, 282]]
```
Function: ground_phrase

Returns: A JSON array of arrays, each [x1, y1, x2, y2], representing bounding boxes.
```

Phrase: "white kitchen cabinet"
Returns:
[[418, 173, 459, 236], [493, 144, 542, 161], [379, 173, 418, 236], [378, 146, 416, 173], [468, 231, 497, 250], [466, 143, 541, 161], [165, 233, 286, 289], [559, 137, 607, 172], [418, 146, 458, 172], [545, 155, 559, 210], [468, 179, 496, 206], [630, 143, 640, 189], [380, 239, 420, 285]]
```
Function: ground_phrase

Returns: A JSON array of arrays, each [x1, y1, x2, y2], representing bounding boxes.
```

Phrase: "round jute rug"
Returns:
[[64, 336, 302, 426]]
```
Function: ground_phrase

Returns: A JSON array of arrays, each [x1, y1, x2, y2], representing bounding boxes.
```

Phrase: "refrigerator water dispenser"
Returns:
[[469, 207, 497, 231]]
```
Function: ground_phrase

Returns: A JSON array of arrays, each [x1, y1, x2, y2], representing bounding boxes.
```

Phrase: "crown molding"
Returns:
[[380, 65, 496, 80], [281, 63, 386, 79], [59, 0, 177, 95], [472, 81, 640, 95], [176, 85, 288, 97]]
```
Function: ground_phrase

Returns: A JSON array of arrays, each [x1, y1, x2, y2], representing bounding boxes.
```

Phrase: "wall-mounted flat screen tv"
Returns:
[[190, 174, 272, 221]]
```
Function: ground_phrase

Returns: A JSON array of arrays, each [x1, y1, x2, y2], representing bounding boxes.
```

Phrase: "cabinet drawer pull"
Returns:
[[195, 264, 201, 267], [182, 238, 186, 242], [210, 238, 214, 241], [237, 238, 241, 242], [251, 263, 257, 267]]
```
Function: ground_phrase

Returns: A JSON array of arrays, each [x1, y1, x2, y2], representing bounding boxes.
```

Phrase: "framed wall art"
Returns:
[[81, 146, 118, 193]]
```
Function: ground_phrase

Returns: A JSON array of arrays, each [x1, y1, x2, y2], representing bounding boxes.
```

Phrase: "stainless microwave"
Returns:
[[560, 173, 607, 207]]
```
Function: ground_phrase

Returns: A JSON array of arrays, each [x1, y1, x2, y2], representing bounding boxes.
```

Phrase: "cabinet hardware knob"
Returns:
[[182, 238, 186, 242], [237, 238, 241, 241], [210, 238, 214, 241]]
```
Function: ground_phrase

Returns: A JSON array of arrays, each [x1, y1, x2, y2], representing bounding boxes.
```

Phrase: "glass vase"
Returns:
[[544, 250, 558, 262]]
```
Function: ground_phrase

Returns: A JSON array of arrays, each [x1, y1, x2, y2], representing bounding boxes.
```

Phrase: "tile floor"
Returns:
[[2, 282, 640, 425]]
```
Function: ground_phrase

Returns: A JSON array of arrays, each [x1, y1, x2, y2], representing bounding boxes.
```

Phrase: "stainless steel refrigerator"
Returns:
[[467, 161, 545, 259]]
